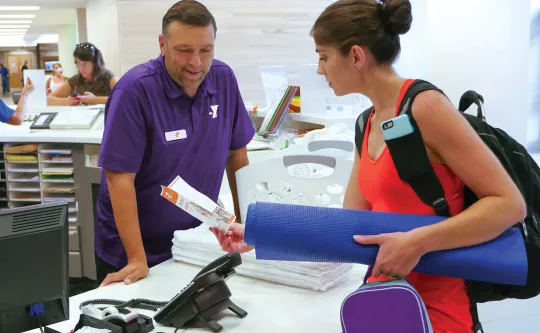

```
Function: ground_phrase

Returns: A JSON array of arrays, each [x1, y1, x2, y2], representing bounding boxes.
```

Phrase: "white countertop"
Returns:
[[0, 104, 358, 147], [0, 120, 275, 152], [0, 125, 105, 144], [23, 257, 540, 333], [25, 259, 368, 333]]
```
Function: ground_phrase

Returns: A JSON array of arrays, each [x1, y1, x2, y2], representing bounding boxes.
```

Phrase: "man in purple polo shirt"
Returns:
[[95, 0, 255, 287]]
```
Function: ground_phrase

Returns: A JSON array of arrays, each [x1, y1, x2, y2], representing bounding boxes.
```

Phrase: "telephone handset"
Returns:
[[154, 252, 247, 332]]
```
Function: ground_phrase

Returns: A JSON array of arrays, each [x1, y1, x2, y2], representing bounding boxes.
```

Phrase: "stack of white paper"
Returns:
[[171, 226, 352, 292]]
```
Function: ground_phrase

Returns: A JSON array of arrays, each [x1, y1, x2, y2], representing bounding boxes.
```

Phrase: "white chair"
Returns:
[[235, 154, 354, 223], [282, 139, 354, 160]]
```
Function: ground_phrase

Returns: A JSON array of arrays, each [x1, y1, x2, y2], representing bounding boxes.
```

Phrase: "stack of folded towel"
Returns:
[[171, 226, 352, 291]]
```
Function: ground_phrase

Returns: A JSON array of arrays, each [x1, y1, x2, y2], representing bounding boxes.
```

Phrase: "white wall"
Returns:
[[86, 0, 122, 77], [83, 0, 531, 144], [394, 0, 428, 79], [117, 0, 330, 105], [426, 0, 530, 145], [58, 24, 79, 78]]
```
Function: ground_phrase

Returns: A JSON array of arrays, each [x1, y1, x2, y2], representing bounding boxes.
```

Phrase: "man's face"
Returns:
[[159, 21, 215, 95]]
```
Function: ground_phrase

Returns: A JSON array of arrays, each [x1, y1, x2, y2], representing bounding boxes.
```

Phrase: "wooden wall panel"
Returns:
[[118, 0, 330, 104]]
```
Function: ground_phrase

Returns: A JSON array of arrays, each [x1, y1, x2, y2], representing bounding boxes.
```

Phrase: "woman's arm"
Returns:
[[45, 77, 51, 94], [79, 76, 118, 105], [81, 94, 108, 105], [343, 148, 371, 211], [47, 81, 78, 106], [354, 90, 526, 279], [110, 76, 118, 90], [409, 91, 526, 253]]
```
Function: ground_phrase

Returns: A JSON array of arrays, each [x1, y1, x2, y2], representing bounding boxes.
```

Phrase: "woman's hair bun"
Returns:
[[381, 0, 412, 35]]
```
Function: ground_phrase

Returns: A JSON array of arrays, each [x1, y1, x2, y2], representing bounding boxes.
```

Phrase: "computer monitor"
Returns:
[[0, 203, 69, 333]]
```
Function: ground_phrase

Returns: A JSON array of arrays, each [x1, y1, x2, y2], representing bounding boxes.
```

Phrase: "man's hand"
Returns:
[[104, 170, 148, 287], [99, 257, 149, 287], [21, 78, 34, 95]]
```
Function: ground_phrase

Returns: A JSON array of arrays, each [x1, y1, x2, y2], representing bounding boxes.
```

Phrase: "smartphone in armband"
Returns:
[[380, 114, 415, 141]]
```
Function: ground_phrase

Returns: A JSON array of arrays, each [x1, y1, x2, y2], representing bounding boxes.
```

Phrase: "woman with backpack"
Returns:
[[212, 0, 526, 332]]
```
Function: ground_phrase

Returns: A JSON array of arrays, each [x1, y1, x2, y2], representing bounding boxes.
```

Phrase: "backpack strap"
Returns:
[[385, 79, 450, 217], [387, 79, 484, 333], [354, 107, 373, 158]]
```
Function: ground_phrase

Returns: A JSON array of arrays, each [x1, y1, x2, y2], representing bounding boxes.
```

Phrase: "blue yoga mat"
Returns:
[[244, 202, 527, 286]]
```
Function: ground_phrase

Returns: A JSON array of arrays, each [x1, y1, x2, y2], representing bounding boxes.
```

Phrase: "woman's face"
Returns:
[[315, 44, 362, 96], [75, 58, 94, 80], [53, 64, 63, 75]]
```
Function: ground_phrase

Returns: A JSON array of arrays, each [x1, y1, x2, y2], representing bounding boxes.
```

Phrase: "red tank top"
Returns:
[[358, 79, 473, 333]]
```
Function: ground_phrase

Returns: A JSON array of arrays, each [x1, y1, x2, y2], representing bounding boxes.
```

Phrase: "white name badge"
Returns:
[[165, 129, 187, 142]]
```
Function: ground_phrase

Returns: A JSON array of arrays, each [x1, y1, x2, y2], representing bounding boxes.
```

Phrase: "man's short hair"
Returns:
[[162, 0, 217, 36]]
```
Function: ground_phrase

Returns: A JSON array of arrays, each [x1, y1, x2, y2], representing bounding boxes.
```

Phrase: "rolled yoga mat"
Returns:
[[244, 202, 527, 286]]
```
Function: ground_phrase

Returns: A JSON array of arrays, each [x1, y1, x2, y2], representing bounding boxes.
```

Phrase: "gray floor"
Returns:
[[1, 90, 18, 105]]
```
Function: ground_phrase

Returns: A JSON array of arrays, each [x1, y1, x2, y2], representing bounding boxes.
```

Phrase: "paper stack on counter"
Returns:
[[161, 175, 235, 232], [171, 227, 353, 292]]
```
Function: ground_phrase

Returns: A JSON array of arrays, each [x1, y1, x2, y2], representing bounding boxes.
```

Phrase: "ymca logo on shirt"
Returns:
[[209, 105, 219, 119]]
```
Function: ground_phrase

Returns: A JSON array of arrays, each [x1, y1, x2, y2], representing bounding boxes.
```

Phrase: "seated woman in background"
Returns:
[[46, 63, 68, 95], [47, 42, 117, 106]]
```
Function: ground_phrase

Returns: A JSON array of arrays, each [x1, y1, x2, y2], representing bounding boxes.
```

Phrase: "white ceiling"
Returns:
[[0, 0, 86, 7], [0, 3, 79, 47], [24, 8, 78, 41]]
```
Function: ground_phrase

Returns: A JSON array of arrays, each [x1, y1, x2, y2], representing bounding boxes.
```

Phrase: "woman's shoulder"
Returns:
[[68, 73, 80, 84], [102, 70, 114, 80]]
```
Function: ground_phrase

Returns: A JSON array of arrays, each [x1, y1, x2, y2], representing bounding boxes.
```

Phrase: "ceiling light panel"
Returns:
[[0, 6, 40, 11], [0, 20, 32, 24], [0, 29, 27, 32], [0, 25, 30, 28], [0, 15, 35, 19]]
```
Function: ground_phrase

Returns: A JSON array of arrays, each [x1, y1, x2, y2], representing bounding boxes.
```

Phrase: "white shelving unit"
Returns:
[[1, 143, 79, 226], [39, 144, 77, 224], [3, 143, 42, 209]]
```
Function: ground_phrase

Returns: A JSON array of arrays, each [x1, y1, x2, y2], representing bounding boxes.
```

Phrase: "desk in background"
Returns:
[[0, 106, 357, 280]]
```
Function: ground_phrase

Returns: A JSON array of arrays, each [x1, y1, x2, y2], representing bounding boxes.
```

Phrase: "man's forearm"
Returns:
[[9, 94, 27, 125], [106, 171, 146, 262], [226, 148, 249, 221]]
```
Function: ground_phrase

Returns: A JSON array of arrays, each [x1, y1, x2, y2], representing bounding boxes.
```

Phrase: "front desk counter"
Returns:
[[0, 118, 277, 281], [25, 260, 367, 333], [24, 259, 540, 333], [5, 114, 540, 333]]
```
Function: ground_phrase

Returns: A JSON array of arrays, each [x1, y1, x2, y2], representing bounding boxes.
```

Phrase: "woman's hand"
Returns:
[[354, 231, 426, 279], [210, 223, 255, 254], [66, 96, 79, 106], [78, 91, 96, 104]]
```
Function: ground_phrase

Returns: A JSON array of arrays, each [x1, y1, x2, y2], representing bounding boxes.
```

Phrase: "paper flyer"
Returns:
[[161, 175, 235, 231]]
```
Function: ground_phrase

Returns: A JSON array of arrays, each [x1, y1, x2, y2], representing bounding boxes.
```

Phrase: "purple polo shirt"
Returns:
[[95, 55, 255, 269]]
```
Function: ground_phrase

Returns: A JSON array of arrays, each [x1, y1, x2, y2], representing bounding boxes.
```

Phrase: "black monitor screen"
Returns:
[[0, 203, 69, 333]]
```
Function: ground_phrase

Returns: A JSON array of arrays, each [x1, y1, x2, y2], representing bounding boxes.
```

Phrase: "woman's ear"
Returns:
[[350, 45, 366, 70]]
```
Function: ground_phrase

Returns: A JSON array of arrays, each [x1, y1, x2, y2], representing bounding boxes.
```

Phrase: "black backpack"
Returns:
[[355, 79, 540, 333]]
